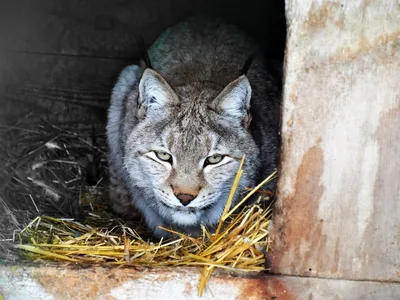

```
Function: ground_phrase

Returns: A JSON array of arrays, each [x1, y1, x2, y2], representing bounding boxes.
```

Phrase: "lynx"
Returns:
[[106, 16, 280, 238]]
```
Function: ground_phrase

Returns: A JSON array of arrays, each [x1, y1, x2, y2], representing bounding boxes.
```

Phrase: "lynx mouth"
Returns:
[[159, 201, 213, 212]]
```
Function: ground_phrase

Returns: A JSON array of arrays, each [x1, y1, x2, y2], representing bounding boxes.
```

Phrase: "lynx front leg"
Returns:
[[108, 163, 141, 219]]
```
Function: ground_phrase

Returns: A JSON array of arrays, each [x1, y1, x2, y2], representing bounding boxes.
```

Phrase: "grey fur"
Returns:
[[106, 16, 280, 238]]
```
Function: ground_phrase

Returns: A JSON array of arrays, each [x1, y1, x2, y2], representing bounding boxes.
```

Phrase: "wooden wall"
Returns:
[[0, 0, 285, 125], [271, 0, 400, 286]]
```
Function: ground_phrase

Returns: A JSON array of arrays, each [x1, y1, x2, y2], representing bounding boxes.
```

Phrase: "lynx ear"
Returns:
[[212, 75, 252, 128], [138, 69, 179, 119]]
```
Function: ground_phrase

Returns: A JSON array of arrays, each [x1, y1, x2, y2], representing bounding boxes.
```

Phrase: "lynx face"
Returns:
[[123, 69, 260, 230]]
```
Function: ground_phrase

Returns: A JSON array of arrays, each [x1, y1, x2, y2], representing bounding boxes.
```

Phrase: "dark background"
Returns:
[[0, 0, 286, 126]]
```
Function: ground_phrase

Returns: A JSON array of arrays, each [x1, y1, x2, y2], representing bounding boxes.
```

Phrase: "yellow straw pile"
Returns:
[[16, 157, 276, 296]]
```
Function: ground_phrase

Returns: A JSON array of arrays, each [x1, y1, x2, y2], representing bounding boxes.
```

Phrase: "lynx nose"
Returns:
[[176, 193, 196, 206], [172, 186, 200, 206]]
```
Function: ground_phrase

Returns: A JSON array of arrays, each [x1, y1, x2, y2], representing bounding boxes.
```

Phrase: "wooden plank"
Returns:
[[1, 265, 400, 299], [0, 52, 130, 124], [0, 0, 285, 60], [271, 0, 400, 281]]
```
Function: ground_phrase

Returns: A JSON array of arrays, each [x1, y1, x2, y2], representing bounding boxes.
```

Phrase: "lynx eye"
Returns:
[[154, 151, 172, 163], [205, 154, 224, 166]]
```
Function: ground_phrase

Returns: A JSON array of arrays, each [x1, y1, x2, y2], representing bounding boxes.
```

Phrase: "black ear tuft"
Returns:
[[239, 51, 258, 76], [137, 36, 153, 69]]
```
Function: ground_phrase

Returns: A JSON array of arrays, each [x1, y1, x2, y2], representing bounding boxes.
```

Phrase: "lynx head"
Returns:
[[124, 69, 260, 231]]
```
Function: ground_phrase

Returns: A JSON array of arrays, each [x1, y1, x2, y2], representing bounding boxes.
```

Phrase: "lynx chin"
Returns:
[[106, 16, 280, 238]]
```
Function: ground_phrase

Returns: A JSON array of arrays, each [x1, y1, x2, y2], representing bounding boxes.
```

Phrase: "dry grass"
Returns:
[[0, 119, 108, 260], [1, 119, 276, 296], [16, 163, 275, 296]]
